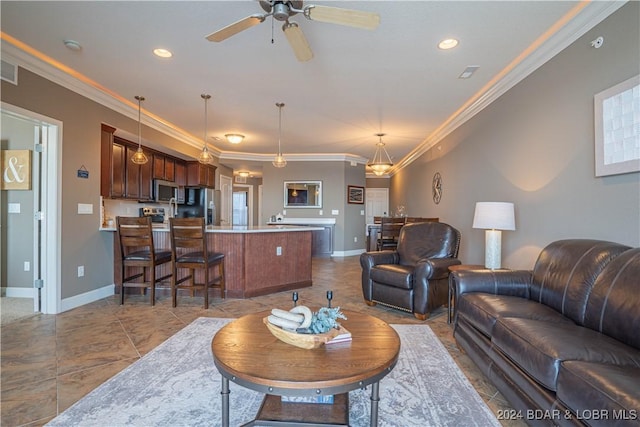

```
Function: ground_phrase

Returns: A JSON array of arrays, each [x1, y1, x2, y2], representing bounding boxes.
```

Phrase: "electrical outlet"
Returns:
[[276, 246, 282, 256], [331, 209, 339, 215], [354, 237, 358, 242], [319, 210, 323, 215], [24, 261, 30, 271], [77, 265, 84, 277]]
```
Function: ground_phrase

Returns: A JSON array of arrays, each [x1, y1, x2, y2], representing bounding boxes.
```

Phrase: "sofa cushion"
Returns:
[[530, 239, 630, 325], [492, 318, 640, 391], [457, 294, 573, 337], [557, 361, 640, 425], [584, 248, 640, 349], [370, 264, 414, 290]]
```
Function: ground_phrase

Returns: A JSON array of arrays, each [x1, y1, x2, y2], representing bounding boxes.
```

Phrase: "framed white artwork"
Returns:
[[594, 74, 640, 177]]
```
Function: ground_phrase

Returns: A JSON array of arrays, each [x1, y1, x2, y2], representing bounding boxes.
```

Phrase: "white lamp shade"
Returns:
[[472, 202, 515, 231]]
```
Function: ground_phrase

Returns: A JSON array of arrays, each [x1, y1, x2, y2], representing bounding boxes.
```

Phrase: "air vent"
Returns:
[[458, 65, 479, 79], [1, 59, 18, 85], [235, 175, 247, 184]]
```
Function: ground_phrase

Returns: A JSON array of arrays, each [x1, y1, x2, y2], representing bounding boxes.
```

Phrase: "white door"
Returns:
[[365, 188, 389, 224], [219, 174, 233, 226]]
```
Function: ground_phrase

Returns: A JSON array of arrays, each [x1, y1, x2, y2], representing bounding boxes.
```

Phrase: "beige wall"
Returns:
[[390, 2, 640, 269]]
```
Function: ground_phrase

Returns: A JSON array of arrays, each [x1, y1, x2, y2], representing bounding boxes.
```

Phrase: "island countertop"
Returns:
[[107, 222, 317, 299], [100, 224, 324, 233]]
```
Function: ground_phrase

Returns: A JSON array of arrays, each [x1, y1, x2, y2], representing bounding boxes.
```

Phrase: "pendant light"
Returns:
[[368, 133, 393, 176], [272, 102, 287, 168], [130, 95, 149, 165], [198, 94, 214, 165]]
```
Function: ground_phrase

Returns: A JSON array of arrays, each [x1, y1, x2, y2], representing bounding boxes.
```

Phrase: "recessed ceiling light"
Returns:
[[153, 48, 173, 58], [438, 38, 459, 50], [63, 39, 82, 51]]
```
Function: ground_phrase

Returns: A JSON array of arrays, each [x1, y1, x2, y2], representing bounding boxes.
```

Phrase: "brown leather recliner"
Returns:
[[360, 222, 461, 320]]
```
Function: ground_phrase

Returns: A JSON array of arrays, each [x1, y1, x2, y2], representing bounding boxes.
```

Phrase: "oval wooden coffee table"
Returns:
[[211, 310, 400, 427]]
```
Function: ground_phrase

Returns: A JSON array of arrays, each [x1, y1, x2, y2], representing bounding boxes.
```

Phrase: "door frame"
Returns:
[[2, 102, 62, 314]]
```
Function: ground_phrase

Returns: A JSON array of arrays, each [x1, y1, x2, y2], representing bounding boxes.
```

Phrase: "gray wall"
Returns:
[[262, 160, 366, 253], [390, 2, 640, 270]]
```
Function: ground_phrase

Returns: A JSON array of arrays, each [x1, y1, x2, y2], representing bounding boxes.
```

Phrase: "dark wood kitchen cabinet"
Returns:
[[187, 161, 216, 188], [174, 160, 187, 203], [101, 125, 152, 201], [153, 154, 175, 182]]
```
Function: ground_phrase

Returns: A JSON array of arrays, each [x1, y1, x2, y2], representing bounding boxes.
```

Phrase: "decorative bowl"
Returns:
[[263, 317, 346, 349]]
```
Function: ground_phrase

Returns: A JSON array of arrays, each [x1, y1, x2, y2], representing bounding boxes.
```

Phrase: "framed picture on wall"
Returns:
[[347, 185, 364, 204], [594, 74, 640, 177]]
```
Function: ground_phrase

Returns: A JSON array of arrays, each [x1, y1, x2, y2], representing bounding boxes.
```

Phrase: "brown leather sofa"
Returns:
[[452, 239, 640, 426], [360, 221, 461, 320]]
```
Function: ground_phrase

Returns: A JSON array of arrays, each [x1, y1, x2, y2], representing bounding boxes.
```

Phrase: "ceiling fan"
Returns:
[[205, 1, 380, 62]]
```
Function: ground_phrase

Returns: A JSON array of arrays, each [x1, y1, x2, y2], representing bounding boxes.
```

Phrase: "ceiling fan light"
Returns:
[[305, 5, 380, 30], [225, 133, 245, 144], [283, 22, 313, 62]]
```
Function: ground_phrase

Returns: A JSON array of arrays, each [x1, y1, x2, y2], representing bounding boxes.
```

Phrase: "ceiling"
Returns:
[[1, 1, 620, 177]]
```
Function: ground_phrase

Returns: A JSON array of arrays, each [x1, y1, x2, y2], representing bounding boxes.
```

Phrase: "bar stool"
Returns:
[[169, 217, 225, 309], [116, 216, 172, 306]]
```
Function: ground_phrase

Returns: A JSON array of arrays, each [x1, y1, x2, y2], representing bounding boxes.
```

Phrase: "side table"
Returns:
[[447, 264, 484, 324]]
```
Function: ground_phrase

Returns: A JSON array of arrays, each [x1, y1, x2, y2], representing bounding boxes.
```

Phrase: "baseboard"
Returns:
[[60, 284, 115, 313], [331, 249, 365, 257], [2, 287, 35, 298]]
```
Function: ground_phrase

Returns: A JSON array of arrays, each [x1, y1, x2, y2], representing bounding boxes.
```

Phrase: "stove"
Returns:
[[140, 207, 165, 223]]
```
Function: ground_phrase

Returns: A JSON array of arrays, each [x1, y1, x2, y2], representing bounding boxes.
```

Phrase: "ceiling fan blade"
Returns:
[[305, 5, 380, 30], [283, 22, 313, 62], [206, 14, 265, 42]]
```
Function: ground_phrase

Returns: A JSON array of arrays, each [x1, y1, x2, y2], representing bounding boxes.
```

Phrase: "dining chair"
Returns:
[[376, 217, 406, 251], [169, 217, 225, 309], [116, 216, 172, 305], [405, 217, 439, 223]]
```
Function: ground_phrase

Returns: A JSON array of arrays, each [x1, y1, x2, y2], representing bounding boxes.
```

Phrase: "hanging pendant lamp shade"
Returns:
[[131, 95, 149, 165], [368, 133, 393, 176], [272, 102, 287, 168], [198, 94, 214, 165]]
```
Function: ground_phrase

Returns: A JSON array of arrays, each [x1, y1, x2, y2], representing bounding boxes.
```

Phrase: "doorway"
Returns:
[[233, 184, 254, 227], [1, 103, 61, 317]]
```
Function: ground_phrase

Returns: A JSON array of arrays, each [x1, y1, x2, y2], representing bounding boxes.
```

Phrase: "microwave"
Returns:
[[154, 179, 178, 202]]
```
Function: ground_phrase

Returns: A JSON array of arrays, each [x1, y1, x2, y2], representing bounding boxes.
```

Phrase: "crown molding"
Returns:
[[390, 0, 626, 176]]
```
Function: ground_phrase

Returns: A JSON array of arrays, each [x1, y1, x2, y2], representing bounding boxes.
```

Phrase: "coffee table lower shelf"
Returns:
[[243, 393, 349, 427]]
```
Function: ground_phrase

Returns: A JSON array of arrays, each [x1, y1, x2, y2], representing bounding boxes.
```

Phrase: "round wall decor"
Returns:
[[432, 172, 442, 204]]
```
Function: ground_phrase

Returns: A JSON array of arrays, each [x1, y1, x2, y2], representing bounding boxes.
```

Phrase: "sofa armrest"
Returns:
[[416, 258, 462, 280], [454, 269, 532, 298], [360, 251, 399, 270]]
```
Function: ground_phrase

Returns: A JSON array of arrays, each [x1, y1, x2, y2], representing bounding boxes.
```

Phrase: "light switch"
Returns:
[[78, 203, 93, 214], [331, 210, 339, 215], [8, 203, 20, 214]]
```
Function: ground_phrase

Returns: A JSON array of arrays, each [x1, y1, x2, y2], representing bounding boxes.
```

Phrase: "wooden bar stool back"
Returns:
[[169, 217, 225, 309], [116, 216, 172, 306]]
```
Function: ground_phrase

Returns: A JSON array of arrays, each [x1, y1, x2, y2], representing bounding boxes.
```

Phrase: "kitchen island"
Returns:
[[103, 224, 322, 299]]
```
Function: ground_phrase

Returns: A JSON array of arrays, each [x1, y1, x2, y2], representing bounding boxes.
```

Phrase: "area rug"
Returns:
[[46, 318, 500, 427]]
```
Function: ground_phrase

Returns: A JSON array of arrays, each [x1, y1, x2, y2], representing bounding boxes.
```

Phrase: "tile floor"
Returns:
[[1, 256, 525, 427]]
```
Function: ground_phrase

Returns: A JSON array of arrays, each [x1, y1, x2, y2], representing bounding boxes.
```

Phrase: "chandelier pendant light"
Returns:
[[198, 94, 214, 165], [368, 133, 393, 176], [272, 102, 287, 168], [130, 95, 149, 165]]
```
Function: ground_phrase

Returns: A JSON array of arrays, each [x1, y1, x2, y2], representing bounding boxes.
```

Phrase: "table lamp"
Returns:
[[472, 202, 515, 269]]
